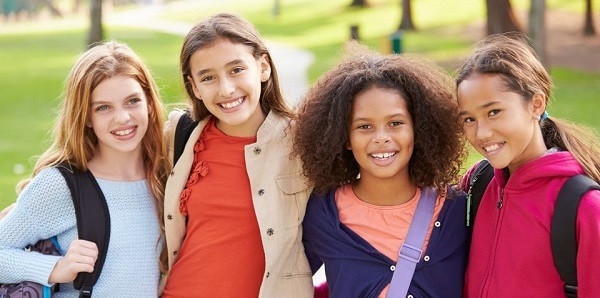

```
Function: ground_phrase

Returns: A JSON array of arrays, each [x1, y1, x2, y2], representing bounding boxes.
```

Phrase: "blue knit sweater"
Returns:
[[0, 167, 162, 297]]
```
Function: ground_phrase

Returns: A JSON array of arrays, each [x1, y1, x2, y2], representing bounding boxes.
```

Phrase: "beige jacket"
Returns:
[[161, 110, 313, 297]]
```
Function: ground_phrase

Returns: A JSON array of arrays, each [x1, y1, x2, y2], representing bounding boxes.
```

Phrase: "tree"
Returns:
[[87, 0, 104, 48], [350, 0, 368, 7], [399, 0, 416, 30], [584, 0, 596, 36], [272, 0, 281, 17], [486, 0, 522, 34], [528, 0, 548, 67]]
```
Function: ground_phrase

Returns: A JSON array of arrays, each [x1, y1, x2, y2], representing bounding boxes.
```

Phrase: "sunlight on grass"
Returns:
[[0, 0, 598, 207]]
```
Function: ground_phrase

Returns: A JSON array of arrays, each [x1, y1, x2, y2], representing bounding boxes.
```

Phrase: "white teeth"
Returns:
[[220, 98, 244, 109], [484, 144, 501, 152], [114, 128, 134, 136], [371, 152, 396, 159]]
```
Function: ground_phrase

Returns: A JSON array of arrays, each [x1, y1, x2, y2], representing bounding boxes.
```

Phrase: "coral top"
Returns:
[[163, 119, 265, 298], [336, 185, 444, 298]]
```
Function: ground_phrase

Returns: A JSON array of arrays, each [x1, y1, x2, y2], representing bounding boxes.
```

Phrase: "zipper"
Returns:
[[496, 189, 504, 209], [479, 187, 506, 297]]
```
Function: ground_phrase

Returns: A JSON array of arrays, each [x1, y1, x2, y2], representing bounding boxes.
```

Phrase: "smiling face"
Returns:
[[457, 74, 547, 173], [187, 38, 270, 137], [88, 75, 150, 158], [348, 86, 414, 183]]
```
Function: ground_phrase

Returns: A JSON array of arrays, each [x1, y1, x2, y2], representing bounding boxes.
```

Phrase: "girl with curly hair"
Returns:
[[294, 45, 468, 298]]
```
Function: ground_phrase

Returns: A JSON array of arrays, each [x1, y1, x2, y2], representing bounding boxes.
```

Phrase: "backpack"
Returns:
[[466, 159, 600, 298], [173, 111, 198, 165], [0, 164, 110, 298]]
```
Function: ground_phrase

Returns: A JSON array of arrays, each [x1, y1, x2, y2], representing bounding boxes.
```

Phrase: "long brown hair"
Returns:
[[179, 12, 293, 120], [456, 34, 600, 182]]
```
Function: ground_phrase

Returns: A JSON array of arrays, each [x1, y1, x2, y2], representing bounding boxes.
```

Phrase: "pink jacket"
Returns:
[[463, 151, 600, 298]]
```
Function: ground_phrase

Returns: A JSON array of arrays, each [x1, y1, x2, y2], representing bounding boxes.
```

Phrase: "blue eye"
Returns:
[[95, 105, 109, 112], [128, 98, 142, 105]]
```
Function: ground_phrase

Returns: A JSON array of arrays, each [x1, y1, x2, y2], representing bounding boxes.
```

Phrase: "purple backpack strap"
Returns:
[[386, 187, 437, 298]]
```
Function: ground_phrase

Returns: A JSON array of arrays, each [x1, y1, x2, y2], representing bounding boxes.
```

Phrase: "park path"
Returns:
[[107, 1, 314, 107]]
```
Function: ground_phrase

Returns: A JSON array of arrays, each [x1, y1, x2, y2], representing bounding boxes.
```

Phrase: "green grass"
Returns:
[[0, 0, 599, 208], [0, 27, 185, 207]]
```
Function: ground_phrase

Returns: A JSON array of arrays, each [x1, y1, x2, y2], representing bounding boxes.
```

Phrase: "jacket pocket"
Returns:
[[276, 172, 311, 228]]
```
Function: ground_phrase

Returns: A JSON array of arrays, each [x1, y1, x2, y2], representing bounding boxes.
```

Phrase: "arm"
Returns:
[[575, 189, 600, 298], [0, 168, 77, 285]]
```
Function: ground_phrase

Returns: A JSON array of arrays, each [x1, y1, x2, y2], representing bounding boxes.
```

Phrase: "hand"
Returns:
[[49, 239, 98, 284]]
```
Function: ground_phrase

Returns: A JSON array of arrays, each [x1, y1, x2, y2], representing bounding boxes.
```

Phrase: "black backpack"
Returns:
[[0, 164, 110, 298], [173, 112, 198, 165], [466, 159, 600, 298]]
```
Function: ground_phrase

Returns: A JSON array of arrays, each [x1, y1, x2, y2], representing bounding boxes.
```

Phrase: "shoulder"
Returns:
[[578, 188, 600, 221], [20, 167, 70, 200]]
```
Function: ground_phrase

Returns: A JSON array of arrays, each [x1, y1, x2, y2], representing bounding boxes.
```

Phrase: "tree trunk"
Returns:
[[350, 0, 368, 7], [399, 0, 416, 30], [584, 0, 596, 36], [486, 0, 522, 34], [272, 0, 281, 17], [528, 0, 548, 68], [87, 0, 104, 48]]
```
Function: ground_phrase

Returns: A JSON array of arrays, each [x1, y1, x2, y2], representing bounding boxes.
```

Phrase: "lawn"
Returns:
[[0, 0, 598, 208]]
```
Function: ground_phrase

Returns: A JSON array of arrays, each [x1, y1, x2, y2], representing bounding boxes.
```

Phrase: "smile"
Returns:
[[111, 127, 136, 136], [370, 152, 397, 159], [219, 97, 244, 109], [483, 142, 504, 153]]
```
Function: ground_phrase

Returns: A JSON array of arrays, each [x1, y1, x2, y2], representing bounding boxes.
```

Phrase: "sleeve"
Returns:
[[302, 193, 325, 275], [0, 167, 75, 285], [575, 189, 600, 298]]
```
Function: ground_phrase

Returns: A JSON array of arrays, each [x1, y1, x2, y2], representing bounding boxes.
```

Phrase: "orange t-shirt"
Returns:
[[335, 185, 445, 298], [163, 120, 265, 298]]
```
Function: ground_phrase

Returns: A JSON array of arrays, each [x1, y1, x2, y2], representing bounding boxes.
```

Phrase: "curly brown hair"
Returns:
[[294, 45, 466, 193]]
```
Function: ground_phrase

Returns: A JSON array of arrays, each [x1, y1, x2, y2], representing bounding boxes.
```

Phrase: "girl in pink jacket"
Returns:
[[456, 34, 600, 297]]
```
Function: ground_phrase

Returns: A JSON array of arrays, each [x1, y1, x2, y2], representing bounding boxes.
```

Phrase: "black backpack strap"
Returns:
[[552, 174, 600, 298], [466, 159, 494, 226], [173, 111, 198, 165], [57, 164, 110, 298]]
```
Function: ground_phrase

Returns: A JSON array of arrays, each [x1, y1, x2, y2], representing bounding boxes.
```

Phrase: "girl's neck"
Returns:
[[352, 175, 417, 206], [87, 149, 146, 181]]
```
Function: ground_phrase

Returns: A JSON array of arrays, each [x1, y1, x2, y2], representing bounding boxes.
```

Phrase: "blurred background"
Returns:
[[0, 0, 599, 210]]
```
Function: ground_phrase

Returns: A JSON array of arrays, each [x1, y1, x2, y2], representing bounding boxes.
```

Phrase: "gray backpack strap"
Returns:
[[386, 188, 437, 298], [552, 174, 600, 298]]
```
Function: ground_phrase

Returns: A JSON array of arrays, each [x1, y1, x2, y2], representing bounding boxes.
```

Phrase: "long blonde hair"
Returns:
[[456, 34, 600, 182], [18, 41, 169, 236]]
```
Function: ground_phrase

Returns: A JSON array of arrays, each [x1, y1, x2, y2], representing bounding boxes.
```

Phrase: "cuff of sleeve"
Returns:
[[23, 253, 62, 286]]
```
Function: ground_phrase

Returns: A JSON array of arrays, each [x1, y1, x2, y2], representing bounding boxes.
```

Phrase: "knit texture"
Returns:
[[0, 167, 161, 297]]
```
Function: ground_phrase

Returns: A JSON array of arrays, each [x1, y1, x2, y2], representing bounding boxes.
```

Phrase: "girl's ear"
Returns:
[[258, 54, 271, 82], [531, 92, 546, 119], [187, 75, 202, 100]]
